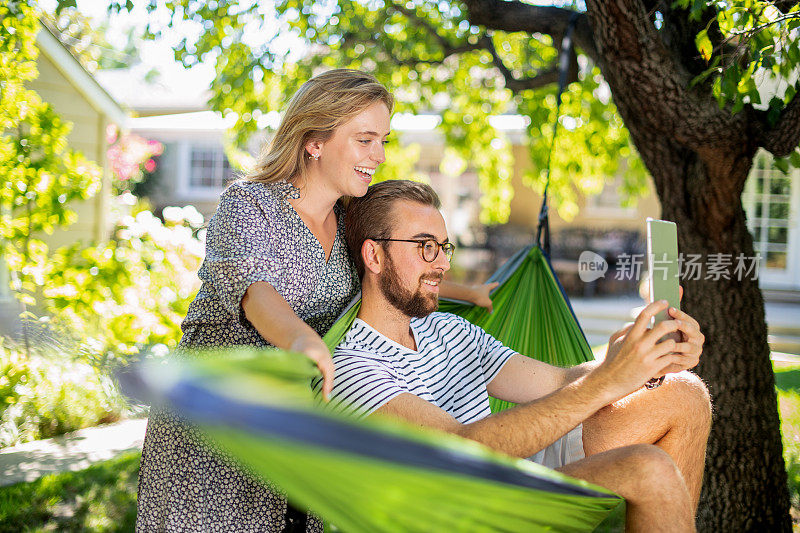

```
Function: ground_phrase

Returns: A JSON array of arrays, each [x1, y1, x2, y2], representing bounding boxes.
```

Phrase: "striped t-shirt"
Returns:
[[323, 312, 516, 423]]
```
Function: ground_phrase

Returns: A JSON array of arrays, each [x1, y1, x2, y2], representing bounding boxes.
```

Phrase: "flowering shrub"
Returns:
[[0, 338, 127, 447], [106, 124, 163, 193], [0, 201, 205, 446], [44, 198, 205, 364]]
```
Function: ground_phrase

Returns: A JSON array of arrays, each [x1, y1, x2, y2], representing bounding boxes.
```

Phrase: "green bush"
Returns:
[[0, 339, 126, 447], [0, 200, 204, 446]]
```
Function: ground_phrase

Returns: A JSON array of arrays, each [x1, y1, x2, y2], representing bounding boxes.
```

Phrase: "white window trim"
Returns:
[[176, 140, 229, 201], [743, 151, 800, 290]]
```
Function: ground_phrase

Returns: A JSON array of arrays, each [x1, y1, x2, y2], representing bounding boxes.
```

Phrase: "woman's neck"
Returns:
[[288, 172, 340, 225]]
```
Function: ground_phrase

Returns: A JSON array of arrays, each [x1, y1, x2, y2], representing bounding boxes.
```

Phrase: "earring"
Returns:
[[308, 152, 319, 161]]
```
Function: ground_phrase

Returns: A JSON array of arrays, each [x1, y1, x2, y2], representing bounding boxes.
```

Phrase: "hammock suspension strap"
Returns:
[[535, 12, 580, 258]]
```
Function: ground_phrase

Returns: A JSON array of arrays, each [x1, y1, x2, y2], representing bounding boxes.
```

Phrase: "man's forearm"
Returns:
[[455, 370, 619, 458], [563, 360, 600, 386], [439, 280, 476, 302]]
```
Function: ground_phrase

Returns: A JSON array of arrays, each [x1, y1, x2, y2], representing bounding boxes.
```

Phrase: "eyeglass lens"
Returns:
[[421, 240, 454, 262]]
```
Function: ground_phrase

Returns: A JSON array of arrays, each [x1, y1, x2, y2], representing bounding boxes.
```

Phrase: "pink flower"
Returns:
[[144, 159, 156, 172], [106, 124, 119, 145], [148, 140, 164, 155]]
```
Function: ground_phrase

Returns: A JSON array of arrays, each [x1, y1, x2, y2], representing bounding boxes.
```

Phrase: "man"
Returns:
[[328, 180, 711, 531]]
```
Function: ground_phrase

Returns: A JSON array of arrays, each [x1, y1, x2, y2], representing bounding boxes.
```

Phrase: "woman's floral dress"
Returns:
[[136, 180, 359, 532]]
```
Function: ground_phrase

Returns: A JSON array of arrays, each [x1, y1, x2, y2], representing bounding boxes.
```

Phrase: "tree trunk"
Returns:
[[626, 132, 792, 530], [677, 208, 792, 532], [580, 1, 793, 526]]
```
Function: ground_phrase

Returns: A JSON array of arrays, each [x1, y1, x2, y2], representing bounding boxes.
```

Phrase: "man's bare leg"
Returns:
[[581, 371, 712, 511], [558, 444, 695, 532]]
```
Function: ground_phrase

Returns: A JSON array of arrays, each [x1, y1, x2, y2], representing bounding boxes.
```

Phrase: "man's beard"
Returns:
[[379, 254, 441, 319]]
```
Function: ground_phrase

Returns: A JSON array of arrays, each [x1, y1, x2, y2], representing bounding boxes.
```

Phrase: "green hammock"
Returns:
[[122, 242, 625, 532], [124, 346, 624, 533]]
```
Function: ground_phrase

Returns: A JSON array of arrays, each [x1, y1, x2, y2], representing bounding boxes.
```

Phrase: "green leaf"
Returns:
[[785, 84, 797, 104], [789, 151, 800, 169], [774, 157, 790, 174], [55, 0, 77, 14], [695, 29, 713, 62]]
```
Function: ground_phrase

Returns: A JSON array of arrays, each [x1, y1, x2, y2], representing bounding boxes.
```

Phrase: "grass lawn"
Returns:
[[0, 451, 139, 532], [0, 364, 798, 531], [774, 360, 800, 525]]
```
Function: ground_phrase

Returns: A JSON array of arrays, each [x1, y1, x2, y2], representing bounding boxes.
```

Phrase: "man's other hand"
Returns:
[[471, 281, 499, 313]]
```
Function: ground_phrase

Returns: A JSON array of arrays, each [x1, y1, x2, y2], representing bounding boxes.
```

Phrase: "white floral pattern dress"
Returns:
[[136, 180, 359, 532]]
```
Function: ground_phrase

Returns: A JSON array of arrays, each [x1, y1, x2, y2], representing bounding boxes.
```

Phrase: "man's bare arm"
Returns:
[[373, 300, 693, 458], [562, 360, 599, 385], [375, 372, 617, 458]]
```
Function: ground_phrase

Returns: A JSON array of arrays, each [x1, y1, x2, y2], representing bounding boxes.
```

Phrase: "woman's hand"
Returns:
[[470, 282, 499, 313], [290, 334, 336, 402], [439, 280, 498, 312]]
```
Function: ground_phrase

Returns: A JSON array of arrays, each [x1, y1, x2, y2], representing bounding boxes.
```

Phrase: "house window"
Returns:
[[743, 154, 795, 271], [189, 146, 233, 189]]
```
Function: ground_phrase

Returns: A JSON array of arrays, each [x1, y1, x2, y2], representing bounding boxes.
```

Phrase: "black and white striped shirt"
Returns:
[[324, 312, 515, 422]]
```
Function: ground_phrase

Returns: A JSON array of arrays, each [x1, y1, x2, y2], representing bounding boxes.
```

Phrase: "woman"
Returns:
[[136, 69, 494, 532]]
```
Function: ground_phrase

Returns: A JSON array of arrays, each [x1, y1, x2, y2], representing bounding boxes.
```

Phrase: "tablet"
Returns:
[[646, 218, 681, 342]]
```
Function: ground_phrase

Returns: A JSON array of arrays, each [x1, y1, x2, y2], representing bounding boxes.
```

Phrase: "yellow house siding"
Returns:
[[28, 43, 114, 247]]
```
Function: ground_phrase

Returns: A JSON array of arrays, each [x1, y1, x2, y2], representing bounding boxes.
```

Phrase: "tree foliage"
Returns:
[[1, 1, 202, 363], [677, 0, 800, 168], [103, 0, 652, 223], [0, 0, 102, 306]]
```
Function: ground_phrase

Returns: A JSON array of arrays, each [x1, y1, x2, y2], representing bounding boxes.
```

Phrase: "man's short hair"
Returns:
[[345, 179, 441, 278]]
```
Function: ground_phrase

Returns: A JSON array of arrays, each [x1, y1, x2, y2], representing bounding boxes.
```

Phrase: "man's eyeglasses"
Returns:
[[371, 238, 455, 263]]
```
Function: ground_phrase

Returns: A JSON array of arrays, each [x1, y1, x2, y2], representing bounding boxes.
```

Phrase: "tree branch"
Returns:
[[389, 3, 453, 52], [584, 0, 750, 148], [759, 91, 800, 156], [462, 0, 598, 62], [480, 34, 578, 93]]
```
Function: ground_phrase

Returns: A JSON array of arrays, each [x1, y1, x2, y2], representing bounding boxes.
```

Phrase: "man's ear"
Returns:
[[361, 239, 383, 275]]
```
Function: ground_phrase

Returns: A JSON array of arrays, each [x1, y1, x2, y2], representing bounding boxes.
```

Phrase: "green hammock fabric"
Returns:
[[323, 244, 595, 413], [126, 350, 624, 532], [122, 244, 626, 531]]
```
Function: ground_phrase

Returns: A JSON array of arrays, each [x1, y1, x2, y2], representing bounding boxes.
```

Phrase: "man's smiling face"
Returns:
[[377, 200, 451, 318]]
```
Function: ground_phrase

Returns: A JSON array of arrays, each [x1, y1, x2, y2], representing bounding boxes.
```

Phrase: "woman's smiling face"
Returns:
[[310, 101, 391, 198]]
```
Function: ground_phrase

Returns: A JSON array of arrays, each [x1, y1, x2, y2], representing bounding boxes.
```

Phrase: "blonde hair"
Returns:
[[245, 69, 394, 185]]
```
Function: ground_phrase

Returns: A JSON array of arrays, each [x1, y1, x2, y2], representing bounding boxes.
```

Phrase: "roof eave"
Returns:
[[35, 22, 128, 127]]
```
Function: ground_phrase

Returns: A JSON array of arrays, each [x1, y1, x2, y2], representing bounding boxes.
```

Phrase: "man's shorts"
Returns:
[[528, 424, 585, 469]]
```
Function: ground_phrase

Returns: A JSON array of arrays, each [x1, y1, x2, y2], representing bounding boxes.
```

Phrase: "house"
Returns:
[[30, 22, 127, 246]]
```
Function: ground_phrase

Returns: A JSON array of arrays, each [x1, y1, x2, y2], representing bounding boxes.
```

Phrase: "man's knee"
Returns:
[[663, 372, 712, 429], [620, 445, 686, 498]]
